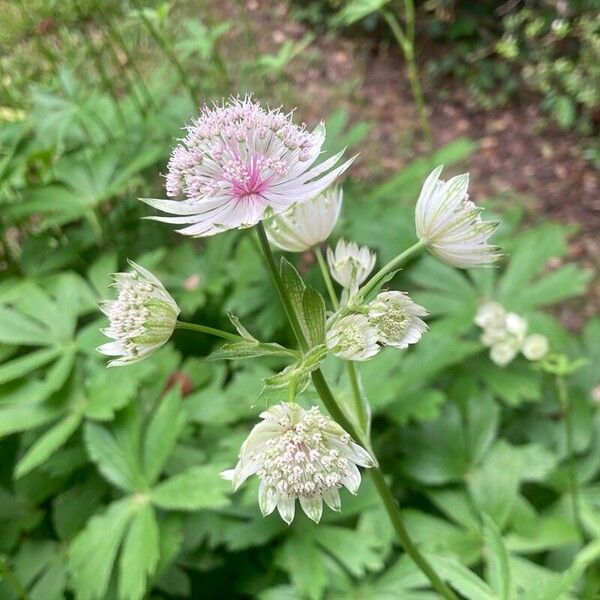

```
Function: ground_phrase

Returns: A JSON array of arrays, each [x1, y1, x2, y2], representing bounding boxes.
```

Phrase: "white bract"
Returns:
[[415, 165, 499, 268], [327, 239, 376, 294], [221, 403, 374, 524], [522, 334, 549, 361], [97, 261, 180, 367], [368, 291, 428, 349], [490, 341, 520, 367], [326, 313, 380, 361], [266, 186, 343, 252], [142, 96, 353, 237]]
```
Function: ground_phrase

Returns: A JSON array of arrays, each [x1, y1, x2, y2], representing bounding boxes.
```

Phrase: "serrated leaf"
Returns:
[[150, 465, 230, 511], [15, 413, 81, 478], [302, 286, 326, 346], [0, 347, 61, 385], [205, 339, 295, 361], [482, 514, 511, 600], [118, 502, 159, 600], [84, 422, 141, 492], [68, 498, 135, 600], [425, 554, 496, 600], [278, 533, 326, 600], [142, 389, 185, 485]]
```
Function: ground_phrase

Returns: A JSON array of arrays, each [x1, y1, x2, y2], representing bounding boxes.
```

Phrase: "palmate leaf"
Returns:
[[482, 514, 511, 600]]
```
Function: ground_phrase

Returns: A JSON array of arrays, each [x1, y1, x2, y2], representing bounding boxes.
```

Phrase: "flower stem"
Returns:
[[315, 246, 370, 435], [556, 375, 585, 540], [315, 246, 339, 310], [382, 5, 433, 151], [358, 239, 426, 301], [257, 223, 456, 600], [175, 321, 242, 342], [0, 556, 29, 600]]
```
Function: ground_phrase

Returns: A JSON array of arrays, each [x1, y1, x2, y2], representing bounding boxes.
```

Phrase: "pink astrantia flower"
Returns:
[[141, 96, 355, 237]]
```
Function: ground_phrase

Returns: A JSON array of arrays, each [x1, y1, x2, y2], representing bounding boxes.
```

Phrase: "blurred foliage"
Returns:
[[292, 0, 600, 163], [0, 1, 599, 599]]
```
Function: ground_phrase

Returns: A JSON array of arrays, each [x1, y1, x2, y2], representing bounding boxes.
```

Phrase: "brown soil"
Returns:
[[214, 0, 599, 327]]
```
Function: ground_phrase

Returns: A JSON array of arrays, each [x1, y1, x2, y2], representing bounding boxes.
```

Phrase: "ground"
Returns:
[[210, 0, 599, 328]]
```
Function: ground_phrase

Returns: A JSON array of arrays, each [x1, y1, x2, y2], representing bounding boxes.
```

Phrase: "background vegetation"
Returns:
[[0, 1, 598, 599]]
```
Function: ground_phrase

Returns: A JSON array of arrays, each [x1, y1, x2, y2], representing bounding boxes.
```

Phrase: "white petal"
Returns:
[[258, 481, 278, 516], [342, 463, 362, 494], [322, 487, 341, 511], [300, 496, 323, 523], [277, 497, 296, 525]]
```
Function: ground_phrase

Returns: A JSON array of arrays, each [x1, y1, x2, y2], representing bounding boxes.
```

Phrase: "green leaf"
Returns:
[[15, 413, 81, 478], [482, 514, 511, 600], [150, 465, 230, 511], [84, 422, 140, 492], [0, 306, 51, 346], [118, 501, 159, 600], [302, 286, 326, 346], [0, 401, 61, 439], [205, 339, 295, 361], [278, 533, 327, 600], [142, 389, 185, 485], [425, 554, 496, 600], [68, 498, 135, 600], [0, 347, 61, 385]]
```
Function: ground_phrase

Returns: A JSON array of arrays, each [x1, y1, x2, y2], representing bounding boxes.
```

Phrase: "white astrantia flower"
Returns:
[[522, 334, 549, 361], [221, 403, 375, 524], [266, 186, 343, 252], [415, 165, 499, 268], [368, 291, 428, 349], [326, 313, 380, 361], [490, 341, 520, 367], [97, 261, 180, 367], [327, 239, 376, 294], [142, 96, 354, 237], [475, 301, 506, 330], [505, 312, 528, 344]]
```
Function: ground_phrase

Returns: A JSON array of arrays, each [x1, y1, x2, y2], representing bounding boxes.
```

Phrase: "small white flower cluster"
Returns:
[[221, 403, 374, 524], [97, 261, 180, 367], [475, 301, 549, 366], [327, 239, 377, 297], [326, 291, 428, 362]]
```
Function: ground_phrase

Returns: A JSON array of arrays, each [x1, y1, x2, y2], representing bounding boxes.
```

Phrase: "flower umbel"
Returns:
[[415, 165, 499, 268], [97, 261, 180, 366], [222, 403, 374, 524], [266, 186, 343, 252], [368, 291, 428, 349], [142, 96, 354, 237], [327, 239, 376, 295], [326, 313, 380, 361], [522, 333, 549, 361]]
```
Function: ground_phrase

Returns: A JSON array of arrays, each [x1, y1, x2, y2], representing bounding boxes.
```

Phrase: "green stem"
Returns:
[[257, 223, 457, 600], [0, 557, 29, 600], [256, 223, 308, 352], [358, 239, 426, 301], [382, 8, 433, 151], [175, 321, 242, 342], [315, 246, 369, 435], [131, 0, 197, 105], [556, 375, 585, 540], [315, 246, 339, 310]]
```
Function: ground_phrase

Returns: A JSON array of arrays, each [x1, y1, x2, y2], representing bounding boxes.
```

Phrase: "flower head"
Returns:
[[490, 341, 519, 367], [327, 239, 376, 294], [475, 301, 506, 330], [326, 313, 380, 361], [97, 261, 180, 366], [522, 334, 549, 361], [368, 291, 428, 349], [142, 96, 354, 237], [266, 186, 343, 252], [222, 403, 374, 524], [415, 166, 499, 268]]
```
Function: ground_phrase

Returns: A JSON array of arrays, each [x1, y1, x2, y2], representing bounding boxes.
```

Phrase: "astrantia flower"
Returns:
[[221, 403, 374, 524], [327, 239, 376, 294], [475, 301, 506, 330], [142, 96, 354, 237], [97, 261, 180, 367], [266, 186, 343, 252], [326, 313, 380, 361], [522, 334, 549, 361], [415, 165, 499, 268], [490, 341, 519, 367], [368, 291, 428, 349]]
